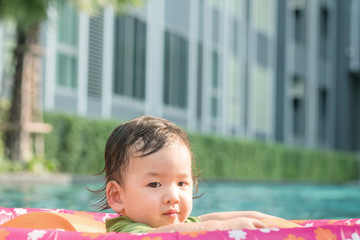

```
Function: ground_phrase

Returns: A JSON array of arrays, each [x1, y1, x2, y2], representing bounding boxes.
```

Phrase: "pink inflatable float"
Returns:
[[0, 207, 359, 240]]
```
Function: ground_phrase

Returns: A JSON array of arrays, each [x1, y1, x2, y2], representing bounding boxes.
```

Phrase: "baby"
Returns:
[[96, 116, 277, 233]]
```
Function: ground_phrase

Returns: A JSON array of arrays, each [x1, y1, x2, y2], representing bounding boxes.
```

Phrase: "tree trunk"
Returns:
[[4, 24, 41, 162]]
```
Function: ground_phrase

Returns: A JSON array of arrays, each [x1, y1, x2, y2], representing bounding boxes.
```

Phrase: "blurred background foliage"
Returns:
[[0, 93, 358, 183], [191, 134, 358, 183], [2, 111, 356, 183]]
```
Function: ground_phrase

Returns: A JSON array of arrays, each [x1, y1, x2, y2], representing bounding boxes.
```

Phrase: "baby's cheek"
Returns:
[[183, 198, 193, 219]]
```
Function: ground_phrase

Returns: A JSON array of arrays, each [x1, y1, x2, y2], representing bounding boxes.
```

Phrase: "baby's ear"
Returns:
[[106, 180, 124, 214]]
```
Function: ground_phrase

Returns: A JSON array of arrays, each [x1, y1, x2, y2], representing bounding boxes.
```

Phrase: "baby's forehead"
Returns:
[[125, 141, 193, 174], [129, 138, 189, 158]]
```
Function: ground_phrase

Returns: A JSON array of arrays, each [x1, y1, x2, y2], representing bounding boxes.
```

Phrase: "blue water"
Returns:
[[1, 181, 359, 220]]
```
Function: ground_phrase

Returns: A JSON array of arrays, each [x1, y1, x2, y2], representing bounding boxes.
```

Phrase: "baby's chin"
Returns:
[[150, 217, 185, 228]]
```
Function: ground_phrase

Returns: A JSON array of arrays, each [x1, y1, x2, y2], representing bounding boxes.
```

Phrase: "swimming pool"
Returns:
[[1, 181, 359, 220]]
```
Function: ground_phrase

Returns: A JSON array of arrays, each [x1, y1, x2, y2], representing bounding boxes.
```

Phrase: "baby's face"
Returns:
[[120, 141, 193, 228]]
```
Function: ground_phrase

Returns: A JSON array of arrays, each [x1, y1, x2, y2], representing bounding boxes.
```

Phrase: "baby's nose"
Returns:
[[163, 185, 180, 204]]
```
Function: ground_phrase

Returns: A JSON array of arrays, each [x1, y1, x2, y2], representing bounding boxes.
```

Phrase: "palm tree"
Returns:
[[0, 0, 139, 162]]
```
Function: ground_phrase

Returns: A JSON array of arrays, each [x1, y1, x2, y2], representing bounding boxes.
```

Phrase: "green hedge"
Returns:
[[190, 134, 359, 183], [44, 113, 119, 174], [44, 112, 359, 183]]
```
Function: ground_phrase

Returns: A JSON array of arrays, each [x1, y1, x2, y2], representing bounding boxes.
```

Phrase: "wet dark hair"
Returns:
[[93, 115, 200, 210]]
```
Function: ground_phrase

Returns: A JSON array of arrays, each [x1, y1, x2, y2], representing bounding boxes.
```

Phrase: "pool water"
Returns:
[[1, 181, 359, 220], [194, 181, 360, 219]]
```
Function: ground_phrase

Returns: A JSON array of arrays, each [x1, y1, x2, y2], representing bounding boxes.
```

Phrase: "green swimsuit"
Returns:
[[106, 216, 201, 233]]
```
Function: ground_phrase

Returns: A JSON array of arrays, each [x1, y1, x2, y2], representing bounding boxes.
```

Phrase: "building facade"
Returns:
[[0, 0, 359, 152]]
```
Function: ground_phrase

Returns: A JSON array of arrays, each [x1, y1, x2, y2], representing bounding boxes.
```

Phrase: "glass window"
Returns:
[[163, 31, 188, 109], [210, 51, 219, 118], [291, 75, 305, 138], [133, 18, 147, 99], [57, 3, 78, 45], [319, 6, 328, 58], [212, 8, 220, 44], [198, 0, 204, 41], [291, 0, 307, 44], [113, 15, 127, 96], [318, 88, 327, 141], [196, 42, 203, 119], [212, 51, 219, 88], [56, 54, 77, 88], [231, 18, 239, 53], [56, 3, 78, 89], [211, 96, 217, 117], [113, 15, 147, 100]]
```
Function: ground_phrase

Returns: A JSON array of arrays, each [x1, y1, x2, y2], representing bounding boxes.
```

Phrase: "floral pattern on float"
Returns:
[[0, 207, 359, 240]]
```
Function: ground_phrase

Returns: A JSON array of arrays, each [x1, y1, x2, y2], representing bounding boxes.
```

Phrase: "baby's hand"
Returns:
[[222, 217, 267, 230]]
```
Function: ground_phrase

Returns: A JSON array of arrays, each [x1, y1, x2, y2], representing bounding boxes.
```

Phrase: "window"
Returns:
[[56, 3, 78, 89], [212, 8, 220, 44], [56, 54, 77, 88], [318, 88, 327, 141], [319, 6, 329, 58], [163, 31, 188, 109], [196, 43, 203, 119], [291, 75, 305, 138], [198, 0, 204, 40], [231, 19, 239, 53], [292, 0, 307, 44], [113, 15, 146, 100], [210, 51, 219, 118], [211, 51, 219, 89]]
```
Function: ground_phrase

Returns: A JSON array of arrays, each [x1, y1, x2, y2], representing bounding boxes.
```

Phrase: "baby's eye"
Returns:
[[148, 182, 161, 188], [178, 182, 187, 187]]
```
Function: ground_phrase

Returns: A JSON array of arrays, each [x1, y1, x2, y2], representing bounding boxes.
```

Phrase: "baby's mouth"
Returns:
[[163, 209, 178, 217]]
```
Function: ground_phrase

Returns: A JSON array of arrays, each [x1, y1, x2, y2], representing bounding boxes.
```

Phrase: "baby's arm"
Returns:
[[199, 211, 302, 229], [148, 217, 267, 233], [199, 211, 275, 221]]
